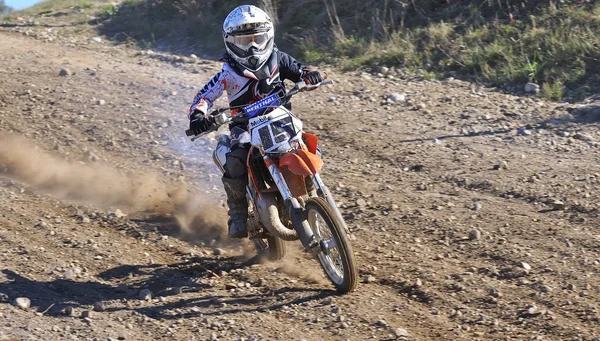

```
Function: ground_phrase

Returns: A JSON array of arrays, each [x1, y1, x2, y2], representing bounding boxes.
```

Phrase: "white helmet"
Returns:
[[223, 5, 275, 72]]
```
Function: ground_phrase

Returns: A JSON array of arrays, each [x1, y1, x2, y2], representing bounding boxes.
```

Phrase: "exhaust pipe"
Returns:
[[255, 192, 299, 241]]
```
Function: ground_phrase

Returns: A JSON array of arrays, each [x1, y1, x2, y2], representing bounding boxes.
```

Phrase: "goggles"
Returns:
[[225, 32, 271, 52]]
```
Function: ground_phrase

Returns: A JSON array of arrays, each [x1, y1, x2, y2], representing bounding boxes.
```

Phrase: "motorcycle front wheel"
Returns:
[[305, 197, 358, 293]]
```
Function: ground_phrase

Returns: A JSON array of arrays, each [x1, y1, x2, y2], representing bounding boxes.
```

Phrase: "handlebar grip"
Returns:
[[185, 129, 193, 136]]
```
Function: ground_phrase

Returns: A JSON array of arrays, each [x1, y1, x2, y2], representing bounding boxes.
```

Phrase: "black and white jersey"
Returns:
[[188, 49, 311, 118]]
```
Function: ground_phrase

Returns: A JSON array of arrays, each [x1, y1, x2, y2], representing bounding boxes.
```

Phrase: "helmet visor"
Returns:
[[225, 32, 271, 52]]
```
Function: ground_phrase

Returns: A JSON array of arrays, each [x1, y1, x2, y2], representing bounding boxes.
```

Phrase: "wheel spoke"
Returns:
[[304, 197, 358, 293], [308, 207, 345, 285]]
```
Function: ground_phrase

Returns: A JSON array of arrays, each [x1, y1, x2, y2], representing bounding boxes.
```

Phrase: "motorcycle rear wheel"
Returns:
[[266, 235, 286, 261], [305, 197, 358, 293], [252, 235, 286, 261]]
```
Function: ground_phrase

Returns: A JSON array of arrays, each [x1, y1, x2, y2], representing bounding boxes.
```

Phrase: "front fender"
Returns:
[[279, 152, 313, 176], [296, 149, 323, 174]]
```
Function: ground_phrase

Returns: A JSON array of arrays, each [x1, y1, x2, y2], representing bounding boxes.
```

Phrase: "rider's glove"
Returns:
[[303, 71, 324, 85], [189, 110, 211, 135]]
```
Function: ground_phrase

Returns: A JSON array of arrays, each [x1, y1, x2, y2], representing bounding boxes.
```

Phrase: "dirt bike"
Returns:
[[186, 80, 358, 293]]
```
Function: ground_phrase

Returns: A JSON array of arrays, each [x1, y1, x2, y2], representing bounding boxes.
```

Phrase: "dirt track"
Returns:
[[1, 18, 600, 341]]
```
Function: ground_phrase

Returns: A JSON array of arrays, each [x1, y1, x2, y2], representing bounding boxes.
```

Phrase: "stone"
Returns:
[[96, 99, 106, 106], [139, 289, 152, 300], [574, 132, 594, 142], [93, 301, 106, 312], [524, 83, 540, 93], [13, 297, 31, 310], [394, 328, 409, 337], [521, 262, 532, 271], [518, 128, 533, 136], [469, 230, 482, 240], [561, 113, 575, 122], [63, 306, 74, 316], [213, 248, 226, 256], [59, 68, 72, 77], [64, 269, 76, 280], [356, 198, 367, 207], [109, 209, 126, 218], [80, 310, 92, 318], [364, 275, 376, 283], [552, 200, 565, 211], [387, 93, 406, 103], [91, 37, 102, 43]]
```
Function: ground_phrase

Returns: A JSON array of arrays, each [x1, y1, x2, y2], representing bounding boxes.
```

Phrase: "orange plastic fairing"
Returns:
[[302, 132, 319, 154], [297, 149, 323, 174], [279, 153, 312, 176]]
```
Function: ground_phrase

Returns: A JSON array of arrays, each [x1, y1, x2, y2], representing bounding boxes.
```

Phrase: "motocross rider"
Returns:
[[187, 5, 324, 238]]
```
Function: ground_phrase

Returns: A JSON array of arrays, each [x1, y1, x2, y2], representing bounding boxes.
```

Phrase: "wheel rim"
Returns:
[[252, 238, 268, 252], [308, 208, 345, 285]]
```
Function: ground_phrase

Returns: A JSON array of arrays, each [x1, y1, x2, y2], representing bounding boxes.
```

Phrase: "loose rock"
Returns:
[[58, 68, 72, 77], [139, 289, 152, 300], [93, 301, 106, 312], [63, 306, 74, 316], [363, 275, 376, 283], [552, 200, 566, 211], [13, 297, 31, 310], [524, 83, 540, 93], [394, 328, 409, 337], [213, 248, 226, 256], [469, 230, 482, 240], [387, 93, 406, 103]]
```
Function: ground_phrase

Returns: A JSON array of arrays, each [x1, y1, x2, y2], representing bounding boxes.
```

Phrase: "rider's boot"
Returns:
[[222, 176, 248, 238]]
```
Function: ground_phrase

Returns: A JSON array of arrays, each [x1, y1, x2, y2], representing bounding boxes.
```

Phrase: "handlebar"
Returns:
[[186, 79, 334, 141]]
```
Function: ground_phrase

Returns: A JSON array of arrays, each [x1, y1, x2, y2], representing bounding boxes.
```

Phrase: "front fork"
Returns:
[[311, 174, 351, 235], [264, 156, 319, 252]]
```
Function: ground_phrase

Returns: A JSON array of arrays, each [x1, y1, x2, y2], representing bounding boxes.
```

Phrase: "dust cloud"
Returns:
[[276, 246, 329, 285], [0, 134, 226, 239]]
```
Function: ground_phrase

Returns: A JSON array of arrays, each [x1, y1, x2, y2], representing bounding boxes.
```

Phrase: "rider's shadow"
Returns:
[[98, 255, 335, 319], [0, 256, 334, 318], [0, 269, 127, 314], [0, 256, 237, 315], [132, 286, 332, 320]]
